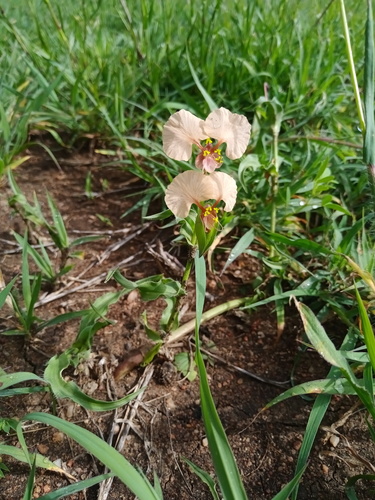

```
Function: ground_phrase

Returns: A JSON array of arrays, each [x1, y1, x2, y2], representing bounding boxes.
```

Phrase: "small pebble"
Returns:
[[52, 432, 64, 443], [329, 434, 340, 448], [37, 444, 49, 454]]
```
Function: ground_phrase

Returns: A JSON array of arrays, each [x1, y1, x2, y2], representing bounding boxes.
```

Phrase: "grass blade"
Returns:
[[221, 228, 254, 275], [0, 444, 68, 475], [290, 332, 357, 500], [194, 254, 248, 500], [187, 53, 217, 112], [19, 413, 161, 500], [183, 458, 220, 500], [271, 464, 307, 500], [38, 473, 114, 500], [0, 371, 45, 391], [22, 454, 36, 500], [295, 299, 375, 420], [355, 288, 375, 373], [0, 275, 17, 309]]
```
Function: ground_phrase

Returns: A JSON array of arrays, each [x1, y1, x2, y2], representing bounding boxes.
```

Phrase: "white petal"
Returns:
[[203, 107, 251, 159], [165, 171, 214, 218], [162, 110, 207, 160], [208, 172, 237, 211]]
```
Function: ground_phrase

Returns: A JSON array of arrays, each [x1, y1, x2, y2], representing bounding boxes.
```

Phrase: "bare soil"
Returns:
[[0, 143, 374, 499]]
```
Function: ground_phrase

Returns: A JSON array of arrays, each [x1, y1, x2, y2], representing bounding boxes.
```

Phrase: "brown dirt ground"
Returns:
[[0, 142, 374, 500]]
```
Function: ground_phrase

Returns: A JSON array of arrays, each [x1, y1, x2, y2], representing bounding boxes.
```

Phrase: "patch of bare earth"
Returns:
[[0, 144, 373, 499]]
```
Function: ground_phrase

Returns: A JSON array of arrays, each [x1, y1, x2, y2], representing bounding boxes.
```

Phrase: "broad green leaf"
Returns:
[[174, 352, 197, 381], [71, 290, 124, 353], [44, 352, 141, 411], [111, 271, 183, 301]]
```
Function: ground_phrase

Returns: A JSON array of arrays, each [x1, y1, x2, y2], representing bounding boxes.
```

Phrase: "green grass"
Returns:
[[1, 0, 375, 498]]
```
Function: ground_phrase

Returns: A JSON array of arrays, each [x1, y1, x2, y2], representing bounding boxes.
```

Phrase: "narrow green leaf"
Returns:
[[70, 235, 103, 247], [274, 279, 285, 337], [22, 454, 36, 500], [183, 458, 220, 500], [0, 276, 17, 309], [187, 53, 217, 112], [21, 233, 31, 309], [0, 372, 45, 391], [38, 473, 114, 500], [144, 209, 173, 221], [47, 193, 69, 249], [364, 0, 375, 165], [265, 377, 370, 408], [19, 413, 161, 500], [271, 464, 307, 500], [363, 0, 375, 214], [290, 332, 357, 500], [222, 228, 254, 274], [13, 232, 54, 279], [0, 444, 66, 474], [346, 474, 375, 499], [194, 254, 248, 500], [295, 300, 375, 419], [355, 288, 375, 373]]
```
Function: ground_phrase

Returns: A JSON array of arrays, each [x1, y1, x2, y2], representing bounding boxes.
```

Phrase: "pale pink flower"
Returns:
[[163, 108, 251, 173], [165, 170, 237, 230]]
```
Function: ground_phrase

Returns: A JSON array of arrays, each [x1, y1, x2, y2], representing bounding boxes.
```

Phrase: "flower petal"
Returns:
[[203, 107, 251, 160], [162, 110, 207, 161], [195, 152, 221, 173], [165, 170, 214, 218], [208, 172, 237, 211]]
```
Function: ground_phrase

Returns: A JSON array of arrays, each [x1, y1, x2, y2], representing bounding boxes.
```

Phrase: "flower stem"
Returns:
[[339, 0, 366, 132], [270, 124, 280, 256], [165, 252, 194, 333]]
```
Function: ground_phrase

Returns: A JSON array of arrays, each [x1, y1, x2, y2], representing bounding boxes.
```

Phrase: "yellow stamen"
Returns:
[[205, 138, 212, 144], [203, 150, 210, 157]]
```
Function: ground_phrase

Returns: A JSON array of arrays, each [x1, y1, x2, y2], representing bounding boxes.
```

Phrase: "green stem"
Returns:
[[165, 297, 248, 345], [270, 125, 279, 257], [339, 0, 366, 132], [165, 254, 194, 333]]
